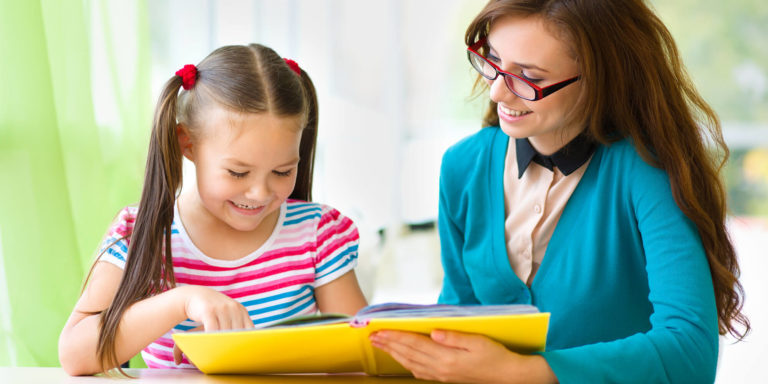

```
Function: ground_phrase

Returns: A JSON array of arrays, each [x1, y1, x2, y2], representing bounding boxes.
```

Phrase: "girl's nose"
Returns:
[[244, 181, 270, 201]]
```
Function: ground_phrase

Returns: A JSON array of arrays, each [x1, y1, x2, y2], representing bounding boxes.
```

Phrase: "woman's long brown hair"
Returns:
[[92, 44, 319, 373], [467, 0, 749, 338]]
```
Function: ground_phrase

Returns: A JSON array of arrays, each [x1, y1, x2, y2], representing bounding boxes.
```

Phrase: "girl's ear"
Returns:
[[176, 124, 195, 161]]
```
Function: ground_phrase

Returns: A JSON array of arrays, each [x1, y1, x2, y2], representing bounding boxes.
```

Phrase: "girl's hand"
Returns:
[[180, 285, 254, 331], [173, 285, 254, 365], [370, 330, 557, 384]]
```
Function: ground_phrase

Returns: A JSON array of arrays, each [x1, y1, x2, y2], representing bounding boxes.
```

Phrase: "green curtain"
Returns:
[[0, 0, 150, 367]]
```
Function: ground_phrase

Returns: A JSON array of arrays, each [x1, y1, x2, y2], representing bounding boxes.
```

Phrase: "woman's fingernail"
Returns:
[[432, 330, 446, 342]]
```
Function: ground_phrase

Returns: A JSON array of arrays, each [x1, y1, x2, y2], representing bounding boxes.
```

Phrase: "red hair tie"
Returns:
[[175, 64, 197, 90], [283, 58, 301, 76]]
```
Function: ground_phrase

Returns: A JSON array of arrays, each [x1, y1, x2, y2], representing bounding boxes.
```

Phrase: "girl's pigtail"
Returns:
[[96, 74, 185, 374], [291, 69, 318, 202]]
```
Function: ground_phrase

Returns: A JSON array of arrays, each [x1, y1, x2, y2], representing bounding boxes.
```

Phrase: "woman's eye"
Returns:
[[273, 169, 293, 177], [521, 72, 543, 83], [487, 53, 501, 64], [228, 170, 249, 178]]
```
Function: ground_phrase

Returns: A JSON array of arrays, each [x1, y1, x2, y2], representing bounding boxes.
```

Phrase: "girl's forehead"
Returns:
[[197, 107, 303, 139]]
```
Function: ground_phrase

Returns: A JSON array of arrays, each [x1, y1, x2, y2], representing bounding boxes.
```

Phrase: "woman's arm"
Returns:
[[58, 261, 252, 375]]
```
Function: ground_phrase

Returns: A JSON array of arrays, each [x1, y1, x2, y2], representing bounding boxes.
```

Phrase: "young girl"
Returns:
[[370, 1, 749, 383], [58, 44, 367, 375]]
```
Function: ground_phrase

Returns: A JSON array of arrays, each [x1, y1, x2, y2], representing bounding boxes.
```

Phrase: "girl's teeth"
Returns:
[[235, 202, 258, 210]]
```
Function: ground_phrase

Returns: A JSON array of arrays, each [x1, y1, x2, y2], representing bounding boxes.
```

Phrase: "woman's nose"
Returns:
[[489, 76, 515, 104]]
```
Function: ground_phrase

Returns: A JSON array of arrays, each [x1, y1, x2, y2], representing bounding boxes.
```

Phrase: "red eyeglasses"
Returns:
[[467, 38, 580, 101]]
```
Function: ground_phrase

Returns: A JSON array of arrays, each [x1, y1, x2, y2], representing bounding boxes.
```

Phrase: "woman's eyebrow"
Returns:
[[487, 41, 550, 73]]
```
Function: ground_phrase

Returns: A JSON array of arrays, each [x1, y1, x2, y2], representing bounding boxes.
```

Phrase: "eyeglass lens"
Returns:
[[468, 51, 536, 100]]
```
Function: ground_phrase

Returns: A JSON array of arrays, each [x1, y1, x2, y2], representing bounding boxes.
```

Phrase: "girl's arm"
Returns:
[[314, 270, 367, 316], [58, 261, 252, 375]]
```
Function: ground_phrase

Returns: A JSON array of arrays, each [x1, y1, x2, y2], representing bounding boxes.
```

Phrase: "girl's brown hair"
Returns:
[[467, 0, 749, 338], [94, 44, 318, 373]]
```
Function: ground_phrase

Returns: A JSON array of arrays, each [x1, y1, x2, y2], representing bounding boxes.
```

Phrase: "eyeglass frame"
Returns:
[[467, 38, 580, 101]]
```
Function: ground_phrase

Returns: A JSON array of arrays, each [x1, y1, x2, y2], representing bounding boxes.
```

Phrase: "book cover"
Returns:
[[172, 303, 549, 375]]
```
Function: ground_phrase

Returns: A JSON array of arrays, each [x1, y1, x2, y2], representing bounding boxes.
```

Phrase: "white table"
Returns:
[[0, 367, 434, 384]]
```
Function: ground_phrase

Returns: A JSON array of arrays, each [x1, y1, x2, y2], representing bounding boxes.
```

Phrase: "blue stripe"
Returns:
[[316, 244, 357, 273], [286, 202, 318, 210], [246, 290, 315, 317], [317, 260, 355, 281], [286, 207, 322, 218], [252, 298, 316, 325], [240, 286, 314, 308], [106, 247, 126, 262], [103, 237, 129, 253], [284, 212, 321, 226], [174, 323, 197, 331]]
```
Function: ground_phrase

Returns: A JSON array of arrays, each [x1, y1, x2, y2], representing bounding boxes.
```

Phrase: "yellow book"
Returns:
[[172, 303, 549, 376]]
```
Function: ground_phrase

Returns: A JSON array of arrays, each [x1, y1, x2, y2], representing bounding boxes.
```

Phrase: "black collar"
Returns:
[[515, 134, 596, 178]]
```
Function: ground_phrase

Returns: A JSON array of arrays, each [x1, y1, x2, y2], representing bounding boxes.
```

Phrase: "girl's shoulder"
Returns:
[[97, 204, 139, 268], [283, 199, 356, 229], [108, 204, 139, 238]]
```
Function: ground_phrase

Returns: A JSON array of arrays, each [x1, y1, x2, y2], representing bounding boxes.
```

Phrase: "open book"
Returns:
[[172, 303, 550, 376]]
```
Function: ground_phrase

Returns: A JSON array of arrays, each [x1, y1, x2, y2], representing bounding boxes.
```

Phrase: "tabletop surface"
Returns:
[[0, 367, 435, 384]]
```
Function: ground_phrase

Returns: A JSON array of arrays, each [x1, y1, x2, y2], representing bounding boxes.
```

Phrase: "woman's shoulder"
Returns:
[[600, 138, 666, 177], [443, 126, 502, 160]]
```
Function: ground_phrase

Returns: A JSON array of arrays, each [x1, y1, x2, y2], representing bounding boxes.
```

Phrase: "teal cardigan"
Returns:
[[437, 127, 718, 383]]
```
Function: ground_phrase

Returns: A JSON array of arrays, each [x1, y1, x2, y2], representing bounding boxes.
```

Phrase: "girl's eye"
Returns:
[[273, 169, 293, 177], [487, 53, 501, 64], [228, 170, 249, 178]]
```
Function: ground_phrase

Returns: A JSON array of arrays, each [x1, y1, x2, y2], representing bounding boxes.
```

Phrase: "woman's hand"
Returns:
[[370, 330, 557, 384]]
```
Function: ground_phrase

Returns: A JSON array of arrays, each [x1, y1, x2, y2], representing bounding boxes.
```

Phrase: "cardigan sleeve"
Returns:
[[437, 144, 480, 305], [541, 153, 719, 383]]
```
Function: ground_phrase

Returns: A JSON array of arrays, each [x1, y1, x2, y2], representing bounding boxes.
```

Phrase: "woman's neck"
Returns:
[[527, 126, 586, 156]]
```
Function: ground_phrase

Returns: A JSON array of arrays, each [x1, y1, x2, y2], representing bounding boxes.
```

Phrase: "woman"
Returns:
[[370, 1, 749, 382]]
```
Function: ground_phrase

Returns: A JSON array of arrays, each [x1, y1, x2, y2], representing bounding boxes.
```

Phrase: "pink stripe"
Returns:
[[172, 243, 316, 272], [317, 217, 354, 248], [223, 275, 315, 299], [145, 360, 167, 369], [316, 232, 359, 263], [175, 259, 314, 286], [279, 218, 316, 234], [272, 234, 311, 246], [317, 209, 340, 229], [152, 337, 174, 348], [145, 346, 174, 361]]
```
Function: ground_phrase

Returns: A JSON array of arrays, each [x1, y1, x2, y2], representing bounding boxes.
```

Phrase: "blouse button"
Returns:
[[534, 204, 542, 214]]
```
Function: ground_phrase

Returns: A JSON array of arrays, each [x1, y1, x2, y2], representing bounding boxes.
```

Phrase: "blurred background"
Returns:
[[0, 0, 765, 382]]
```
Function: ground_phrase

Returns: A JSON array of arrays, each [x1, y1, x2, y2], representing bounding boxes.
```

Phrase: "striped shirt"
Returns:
[[98, 199, 359, 368]]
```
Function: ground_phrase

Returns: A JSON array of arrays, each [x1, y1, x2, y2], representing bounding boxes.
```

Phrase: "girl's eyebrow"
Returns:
[[487, 41, 550, 73], [224, 157, 300, 168]]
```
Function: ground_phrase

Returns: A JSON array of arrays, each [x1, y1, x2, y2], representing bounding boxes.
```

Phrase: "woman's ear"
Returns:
[[176, 124, 195, 161]]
